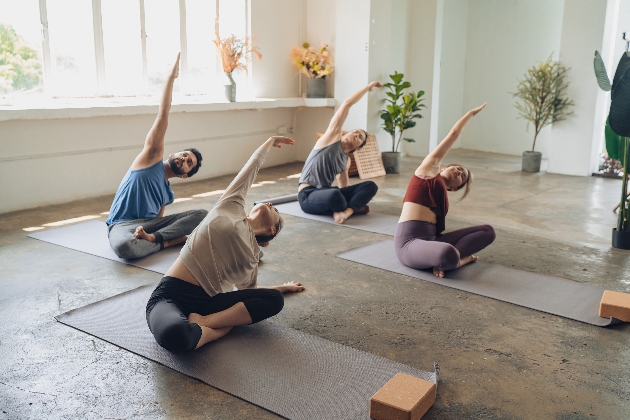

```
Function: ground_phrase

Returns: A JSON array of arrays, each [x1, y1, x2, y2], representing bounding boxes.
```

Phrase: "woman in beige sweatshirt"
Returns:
[[146, 136, 305, 352]]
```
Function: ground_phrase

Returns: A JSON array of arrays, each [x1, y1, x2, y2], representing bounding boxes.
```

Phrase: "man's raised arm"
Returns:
[[131, 53, 180, 170]]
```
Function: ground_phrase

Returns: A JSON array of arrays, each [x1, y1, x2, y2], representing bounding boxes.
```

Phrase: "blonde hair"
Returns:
[[443, 163, 473, 202]]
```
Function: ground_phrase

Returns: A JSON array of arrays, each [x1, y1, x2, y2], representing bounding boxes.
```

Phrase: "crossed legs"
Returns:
[[108, 209, 208, 259], [394, 221, 496, 277], [146, 278, 284, 352], [298, 181, 378, 224]]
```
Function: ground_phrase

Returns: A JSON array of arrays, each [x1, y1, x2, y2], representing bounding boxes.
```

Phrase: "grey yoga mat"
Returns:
[[274, 201, 398, 236], [28, 220, 177, 274], [336, 240, 619, 327], [55, 284, 439, 419]]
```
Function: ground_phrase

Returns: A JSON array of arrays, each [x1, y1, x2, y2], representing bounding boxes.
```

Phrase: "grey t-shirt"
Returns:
[[299, 142, 348, 189], [179, 148, 268, 297]]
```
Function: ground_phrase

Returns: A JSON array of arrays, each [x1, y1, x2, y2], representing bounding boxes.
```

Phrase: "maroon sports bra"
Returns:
[[403, 174, 449, 234]]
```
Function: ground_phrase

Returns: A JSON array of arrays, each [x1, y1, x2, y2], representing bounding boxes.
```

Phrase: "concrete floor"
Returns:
[[1, 149, 629, 419]]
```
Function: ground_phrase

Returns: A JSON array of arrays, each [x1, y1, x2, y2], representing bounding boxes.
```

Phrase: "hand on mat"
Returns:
[[469, 102, 486, 116], [270, 136, 295, 148], [278, 281, 305, 293], [169, 53, 180, 79], [368, 81, 382, 92]]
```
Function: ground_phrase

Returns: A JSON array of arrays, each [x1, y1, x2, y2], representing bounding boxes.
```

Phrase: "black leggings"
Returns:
[[146, 276, 284, 353], [298, 181, 378, 215]]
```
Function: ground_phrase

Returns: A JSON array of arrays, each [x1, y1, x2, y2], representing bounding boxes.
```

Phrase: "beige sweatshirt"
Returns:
[[179, 148, 268, 296]]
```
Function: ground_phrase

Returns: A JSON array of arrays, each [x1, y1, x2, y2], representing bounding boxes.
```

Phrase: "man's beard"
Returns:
[[168, 156, 186, 176]]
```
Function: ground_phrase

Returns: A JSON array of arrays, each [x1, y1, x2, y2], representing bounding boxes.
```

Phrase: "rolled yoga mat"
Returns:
[[55, 284, 439, 419], [274, 201, 399, 236], [336, 240, 621, 327], [254, 193, 299, 206], [28, 220, 178, 274]]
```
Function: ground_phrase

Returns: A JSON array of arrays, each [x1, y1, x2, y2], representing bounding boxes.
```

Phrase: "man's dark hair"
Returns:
[[359, 129, 368, 149], [183, 148, 202, 177]]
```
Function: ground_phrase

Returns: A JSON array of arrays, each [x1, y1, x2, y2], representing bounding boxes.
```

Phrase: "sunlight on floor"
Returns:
[[192, 190, 225, 198], [42, 215, 101, 227]]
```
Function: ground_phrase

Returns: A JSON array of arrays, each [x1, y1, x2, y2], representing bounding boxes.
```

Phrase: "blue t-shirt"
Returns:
[[106, 161, 174, 225]]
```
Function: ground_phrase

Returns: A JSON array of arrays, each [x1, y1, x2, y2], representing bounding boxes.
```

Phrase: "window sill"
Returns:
[[0, 96, 336, 122]]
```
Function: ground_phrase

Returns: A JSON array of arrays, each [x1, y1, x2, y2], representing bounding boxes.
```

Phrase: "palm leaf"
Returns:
[[593, 51, 611, 91]]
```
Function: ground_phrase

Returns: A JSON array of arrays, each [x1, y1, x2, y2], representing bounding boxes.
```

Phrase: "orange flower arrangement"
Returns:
[[290, 42, 334, 79], [213, 33, 262, 74]]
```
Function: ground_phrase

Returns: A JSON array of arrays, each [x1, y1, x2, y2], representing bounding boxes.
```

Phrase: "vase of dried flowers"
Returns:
[[214, 33, 262, 102], [290, 42, 334, 98]]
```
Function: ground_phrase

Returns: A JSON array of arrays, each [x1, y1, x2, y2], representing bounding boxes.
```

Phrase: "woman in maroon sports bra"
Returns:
[[395, 103, 495, 278]]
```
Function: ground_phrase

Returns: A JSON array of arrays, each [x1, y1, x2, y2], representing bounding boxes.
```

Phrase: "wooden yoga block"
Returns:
[[599, 290, 630, 322], [370, 372, 436, 420]]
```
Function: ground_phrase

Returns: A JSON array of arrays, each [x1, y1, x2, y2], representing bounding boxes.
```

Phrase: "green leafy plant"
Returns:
[[380, 71, 426, 153], [512, 55, 574, 152], [0, 24, 42, 94]]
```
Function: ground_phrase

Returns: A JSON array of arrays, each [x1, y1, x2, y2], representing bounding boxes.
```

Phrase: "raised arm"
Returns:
[[131, 54, 180, 170], [416, 103, 486, 177], [315, 81, 382, 149], [217, 136, 295, 207]]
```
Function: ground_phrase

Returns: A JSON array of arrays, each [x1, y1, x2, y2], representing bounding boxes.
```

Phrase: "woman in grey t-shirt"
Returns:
[[298, 81, 382, 224]]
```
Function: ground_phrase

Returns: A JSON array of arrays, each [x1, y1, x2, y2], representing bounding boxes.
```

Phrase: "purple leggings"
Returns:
[[394, 220, 496, 271]]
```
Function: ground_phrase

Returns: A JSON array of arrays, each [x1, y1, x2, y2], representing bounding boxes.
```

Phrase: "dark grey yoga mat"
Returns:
[[275, 201, 398, 236], [336, 240, 619, 327], [55, 284, 438, 419], [28, 220, 177, 274]]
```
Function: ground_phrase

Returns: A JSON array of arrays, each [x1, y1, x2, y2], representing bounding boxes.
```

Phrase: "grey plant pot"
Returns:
[[306, 78, 326, 98], [612, 228, 630, 250], [522, 151, 542, 172], [382, 152, 402, 174]]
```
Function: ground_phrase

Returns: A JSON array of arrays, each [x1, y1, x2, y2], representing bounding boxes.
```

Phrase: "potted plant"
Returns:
[[593, 46, 630, 249], [380, 71, 426, 174], [513, 55, 574, 172], [214, 33, 261, 102], [290, 42, 334, 98]]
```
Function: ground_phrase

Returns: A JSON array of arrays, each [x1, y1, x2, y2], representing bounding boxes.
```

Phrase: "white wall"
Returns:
[[403, 0, 439, 157], [306, 0, 337, 98], [250, 0, 302, 98], [436, 0, 469, 146], [548, 0, 608, 176], [459, 0, 565, 157]]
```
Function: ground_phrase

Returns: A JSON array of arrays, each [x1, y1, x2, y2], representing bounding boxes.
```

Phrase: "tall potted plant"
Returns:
[[513, 55, 574, 172], [214, 33, 261, 102], [380, 72, 426, 174], [593, 46, 630, 249]]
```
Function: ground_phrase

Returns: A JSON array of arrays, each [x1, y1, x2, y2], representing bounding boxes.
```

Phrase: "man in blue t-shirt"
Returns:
[[106, 54, 207, 260]]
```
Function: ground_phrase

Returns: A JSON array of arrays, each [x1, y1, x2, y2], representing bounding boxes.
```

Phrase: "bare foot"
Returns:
[[433, 267, 445, 278], [333, 208, 354, 224], [459, 255, 479, 268], [134, 226, 156, 242], [356, 205, 370, 215], [163, 235, 187, 249]]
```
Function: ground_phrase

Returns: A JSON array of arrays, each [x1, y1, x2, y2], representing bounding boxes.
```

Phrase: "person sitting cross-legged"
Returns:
[[298, 81, 382, 224], [106, 53, 207, 260]]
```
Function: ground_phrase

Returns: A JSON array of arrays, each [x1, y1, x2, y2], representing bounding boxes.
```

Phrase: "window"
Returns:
[[0, 0, 249, 101], [101, 0, 144, 96], [0, 0, 44, 96]]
